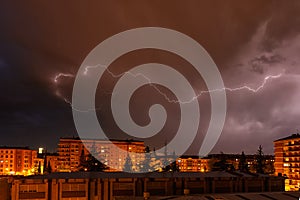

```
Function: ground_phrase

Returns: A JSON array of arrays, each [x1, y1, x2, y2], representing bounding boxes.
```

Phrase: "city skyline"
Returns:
[[1, 1, 300, 155]]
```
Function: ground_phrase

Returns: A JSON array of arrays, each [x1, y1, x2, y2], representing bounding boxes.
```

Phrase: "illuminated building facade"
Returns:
[[274, 133, 300, 191], [57, 137, 145, 172], [176, 156, 210, 172], [0, 147, 38, 176], [45, 153, 59, 173]]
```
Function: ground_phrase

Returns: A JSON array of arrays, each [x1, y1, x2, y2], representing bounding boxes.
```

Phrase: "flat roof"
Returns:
[[274, 133, 300, 142], [0, 146, 31, 150], [60, 137, 144, 143], [156, 192, 299, 200]]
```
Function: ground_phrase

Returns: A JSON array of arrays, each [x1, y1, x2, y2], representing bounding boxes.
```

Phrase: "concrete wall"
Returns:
[[0, 178, 10, 200], [6, 173, 285, 200]]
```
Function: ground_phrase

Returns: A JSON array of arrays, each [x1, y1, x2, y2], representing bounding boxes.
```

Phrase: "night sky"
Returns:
[[1, 1, 300, 155]]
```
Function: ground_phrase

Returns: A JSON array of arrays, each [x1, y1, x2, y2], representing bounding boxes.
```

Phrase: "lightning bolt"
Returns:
[[82, 64, 283, 103], [52, 73, 75, 108], [54, 73, 74, 83], [223, 74, 282, 93], [53, 64, 283, 111], [55, 90, 73, 106], [83, 65, 102, 75]]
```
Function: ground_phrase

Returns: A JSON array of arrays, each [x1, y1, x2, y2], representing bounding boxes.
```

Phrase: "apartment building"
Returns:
[[274, 133, 300, 191], [177, 156, 210, 172], [44, 153, 59, 173], [0, 147, 38, 176], [57, 137, 145, 172]]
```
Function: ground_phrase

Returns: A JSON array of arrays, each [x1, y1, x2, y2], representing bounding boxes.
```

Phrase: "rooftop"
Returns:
[[109, 192, 300, 200], [274, 133, 300, 142], [0, 146, 31, 150], [179, 155, 200, 159], [60, 137, 144, 143]]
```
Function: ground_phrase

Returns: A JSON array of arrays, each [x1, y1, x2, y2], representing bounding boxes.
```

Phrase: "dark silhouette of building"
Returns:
[[2, 171, 285, 200]]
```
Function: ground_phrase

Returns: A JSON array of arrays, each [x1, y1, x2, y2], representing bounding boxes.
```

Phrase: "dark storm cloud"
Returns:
[[214, 76, 300, 154], [0, 1, 299, 155], [262, 1, 300, 51], [249, 54, 285, 74], [0, 1, 273, 74], [0, 58, 7, 69], [213, 1, 300, 154], [0, 40, 76, 150]]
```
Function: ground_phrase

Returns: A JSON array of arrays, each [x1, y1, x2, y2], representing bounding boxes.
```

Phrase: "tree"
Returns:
[[238, 151, 248, 172], [170, 151, 179, 172], [78, 143, 108, 172], [78, 149, 86, 171], [212, 152, 228, 171], [163, 142, 168, 168], [85, 153, 108, 172], [255, 145, 265, 174], [43, 155, 47, 174], [47, 161, 52, 174], [123, 154, 133, 172], [164, 161, 179, 172], [37, 161, 41, 174], [163, 151, 179, 172], [140, 146, 163, 172], [141, 146, 152, 172]]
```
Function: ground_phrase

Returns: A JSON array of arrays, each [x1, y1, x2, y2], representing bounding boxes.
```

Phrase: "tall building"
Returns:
[[0, 147, 39, 176], [274, 133, 300, 191], [57, 137, 145, 172]]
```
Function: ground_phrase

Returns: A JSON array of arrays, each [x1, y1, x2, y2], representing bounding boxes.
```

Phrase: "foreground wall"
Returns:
[[8, 172, 285, 200], [0, 178, 10, 200]]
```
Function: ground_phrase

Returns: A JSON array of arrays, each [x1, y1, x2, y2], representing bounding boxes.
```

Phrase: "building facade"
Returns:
[[176, 156, 210, 172], [57, 137, 145, 172], [44, 153, 59, 173], [274, 133, 300, 191], [0, 147, 39, 176], [4, 172, 285, 200]]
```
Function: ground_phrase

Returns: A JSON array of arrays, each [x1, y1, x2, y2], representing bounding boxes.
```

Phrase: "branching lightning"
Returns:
[[223, 74, 282, 93], [80, 64, 283, 103], [53, 64, 283, 111]]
